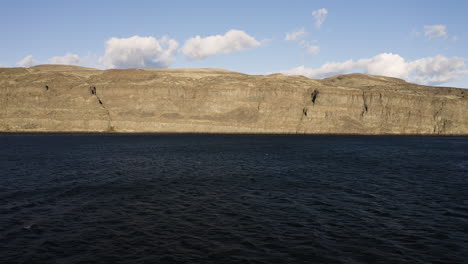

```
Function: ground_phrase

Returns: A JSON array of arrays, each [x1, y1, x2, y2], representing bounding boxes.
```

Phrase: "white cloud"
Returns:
[[280, 53, 468, 85], [16, 55, 38, 67], [406, 55, 467, 84], [182, 29, 261, 60], [285, 29, 306, 41], [312, 8, 328, 29], [48, 53, 82, 65], [101, 35, 179, 69], [299, 41, 320, 56], [424, 25, 448, 40]]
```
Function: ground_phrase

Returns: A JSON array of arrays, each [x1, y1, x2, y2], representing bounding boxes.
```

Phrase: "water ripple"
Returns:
[[0, 134, 467, 263]]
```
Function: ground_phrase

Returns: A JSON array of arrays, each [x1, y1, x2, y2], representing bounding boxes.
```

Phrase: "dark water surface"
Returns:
[[0, 134, 467, 264]]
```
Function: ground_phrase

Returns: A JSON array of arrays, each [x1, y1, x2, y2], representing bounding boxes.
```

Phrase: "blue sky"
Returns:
[[1, 0, 467, 87]]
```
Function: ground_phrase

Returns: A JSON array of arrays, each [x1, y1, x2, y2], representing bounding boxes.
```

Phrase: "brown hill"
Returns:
[[0, 65, 466, 134]]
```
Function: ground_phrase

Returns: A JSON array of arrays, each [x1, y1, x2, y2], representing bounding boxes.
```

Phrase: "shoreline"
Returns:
[[1, 131, 467, 137]]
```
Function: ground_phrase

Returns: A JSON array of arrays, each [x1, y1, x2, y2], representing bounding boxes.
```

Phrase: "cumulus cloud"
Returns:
[[312, 8, 328, 29], [406, 56, 467, 84], [298, 40, 320, 56], [16, 55, 38, 67], [285, 29, 306, 41], [101, 35, 179, 69], [424, 25, 448, 40], [48, 53, 82, 65], [182, 29, 261, 60], [280, 53, 467, 85]]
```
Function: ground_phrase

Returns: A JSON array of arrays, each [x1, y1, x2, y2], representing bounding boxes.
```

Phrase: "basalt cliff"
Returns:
[[0, 65, 466, 135]]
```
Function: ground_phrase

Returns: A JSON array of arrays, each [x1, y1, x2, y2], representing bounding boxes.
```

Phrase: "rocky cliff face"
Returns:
[[0, 65, 466, 135]]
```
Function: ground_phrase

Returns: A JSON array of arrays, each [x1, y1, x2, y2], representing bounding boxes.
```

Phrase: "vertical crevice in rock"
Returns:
[[44, 84, 49, 91], [311, 90, 319, 105], [90, 86, 114, 131], [433, 119, 448, 134], [433, 101, 445, 120], [433, 101, 446, 134], [297, 89, 318, 133], [4, 83, 12, 120], [361, 92, 368, 118]]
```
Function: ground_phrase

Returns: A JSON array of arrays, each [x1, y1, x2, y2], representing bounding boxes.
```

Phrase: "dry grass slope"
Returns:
[[0, 65, 466, 134]]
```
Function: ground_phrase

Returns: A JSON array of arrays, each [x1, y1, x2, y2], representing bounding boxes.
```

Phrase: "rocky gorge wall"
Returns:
[[0, 65, 466, 135]]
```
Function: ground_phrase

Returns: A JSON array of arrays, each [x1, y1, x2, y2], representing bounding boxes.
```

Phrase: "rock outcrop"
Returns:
[[0, 65, 466, 135]]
